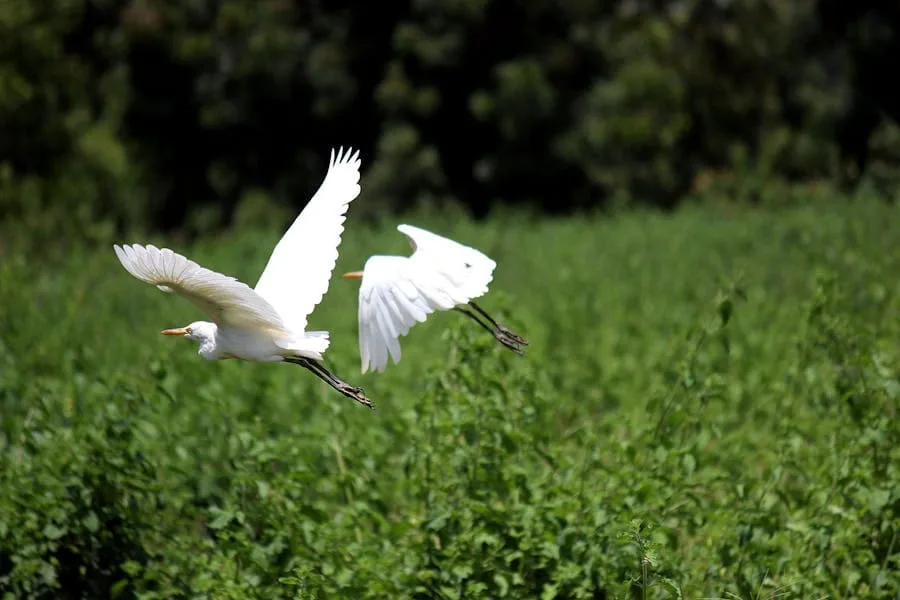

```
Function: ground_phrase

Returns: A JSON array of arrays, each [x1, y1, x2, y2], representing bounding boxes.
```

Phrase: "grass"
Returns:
[[0, 195, 898, 599]]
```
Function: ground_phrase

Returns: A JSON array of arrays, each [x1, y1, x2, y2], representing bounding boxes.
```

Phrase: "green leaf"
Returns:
[[110, 579, 130, 598], [83, 511, 100, 533], [541, 583, 558, 600], [208, 508, 233, 530], [681, 453, 696, 476], [42, 523, 64, 540], [868, 488, 891, 513], [656, 576, 683, 599], [494, 573, 509, 596]]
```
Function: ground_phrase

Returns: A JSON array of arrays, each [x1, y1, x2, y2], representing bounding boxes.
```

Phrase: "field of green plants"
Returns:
[[1, 195, 898, 599]]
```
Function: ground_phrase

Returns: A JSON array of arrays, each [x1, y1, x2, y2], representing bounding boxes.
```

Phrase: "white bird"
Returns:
[[113, 147, 372, 408], [342, 224, 528, 373]]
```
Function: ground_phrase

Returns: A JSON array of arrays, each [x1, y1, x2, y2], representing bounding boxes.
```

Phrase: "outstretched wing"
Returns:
[[355, 226, 498, 373], [114, 243, 287, 333], [254, 146, 362, 332], [356, 256, 449, 373], [398, 224, 497, 301]]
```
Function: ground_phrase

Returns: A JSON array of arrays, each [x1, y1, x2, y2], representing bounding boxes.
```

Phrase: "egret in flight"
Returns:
[[342, 224, 528, 373], [114, 147, 373, 408]]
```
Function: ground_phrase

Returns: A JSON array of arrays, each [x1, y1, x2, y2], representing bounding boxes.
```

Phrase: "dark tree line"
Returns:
[[1, 0, 899, 239]]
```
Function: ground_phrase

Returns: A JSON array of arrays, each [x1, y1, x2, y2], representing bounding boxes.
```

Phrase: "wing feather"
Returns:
[[355, 226, 501, 373], [254, 146, 362, 332], [355, 256, 448, 373], [114, 243, 287, 333]]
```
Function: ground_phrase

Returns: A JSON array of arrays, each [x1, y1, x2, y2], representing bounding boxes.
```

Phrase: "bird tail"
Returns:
[[279, 331, 330, 360]]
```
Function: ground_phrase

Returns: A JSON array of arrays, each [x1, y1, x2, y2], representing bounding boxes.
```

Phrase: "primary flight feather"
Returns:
[[114, 146, 373, 408], [343, 224, 529, 373]]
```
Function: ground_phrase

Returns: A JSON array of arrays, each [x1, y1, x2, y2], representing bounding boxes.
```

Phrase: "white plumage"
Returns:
[[344, 224, 528, 374], [254, 151, 363, 334], [114, 146, 372, 408]]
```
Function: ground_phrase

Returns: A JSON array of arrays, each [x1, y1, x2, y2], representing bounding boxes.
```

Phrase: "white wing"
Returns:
[[114, 243, 287, 334], [356, 228, 497, 373], [356, 257, 448, 373], [254, 146, 362, 332]]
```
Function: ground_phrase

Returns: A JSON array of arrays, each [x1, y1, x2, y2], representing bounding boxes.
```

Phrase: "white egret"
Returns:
[[113, 147, 373, 408], [342, 224, 528, 373]]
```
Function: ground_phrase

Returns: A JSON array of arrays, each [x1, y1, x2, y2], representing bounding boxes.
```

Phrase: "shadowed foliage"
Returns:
[[2, 0, 900, 242]]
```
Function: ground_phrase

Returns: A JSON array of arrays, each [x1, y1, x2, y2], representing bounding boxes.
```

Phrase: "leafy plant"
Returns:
[[1, 196, 898, 598]]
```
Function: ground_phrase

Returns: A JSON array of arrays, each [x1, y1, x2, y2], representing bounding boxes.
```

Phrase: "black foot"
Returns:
[[465, 301, 529, 354], [286, 357, 375, 409], [455, 306, 529, 356], [497, 325, 529, 347], [338, 383, 374, 409], [494, 330, 527, 355]]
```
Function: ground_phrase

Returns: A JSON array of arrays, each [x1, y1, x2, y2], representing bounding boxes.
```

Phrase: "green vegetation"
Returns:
[[1, 194, 898, 599]]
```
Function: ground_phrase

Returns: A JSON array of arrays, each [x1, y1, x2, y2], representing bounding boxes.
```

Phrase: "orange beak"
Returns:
[[161, 327, 188, 336], [342, 271, 364, 279]]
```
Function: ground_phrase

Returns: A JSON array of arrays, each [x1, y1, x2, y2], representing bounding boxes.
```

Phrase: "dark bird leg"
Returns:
[[285, 357, 373, 409], [468, 301, 529, 346], [453, 307, 526, 355]]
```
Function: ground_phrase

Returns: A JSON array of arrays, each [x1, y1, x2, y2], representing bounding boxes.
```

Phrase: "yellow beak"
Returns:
[[161, 327, 188, 336], [343, 271, 364, 279]]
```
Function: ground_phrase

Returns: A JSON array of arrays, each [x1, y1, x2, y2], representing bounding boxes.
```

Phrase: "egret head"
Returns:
[[161, 321, 217, 344]]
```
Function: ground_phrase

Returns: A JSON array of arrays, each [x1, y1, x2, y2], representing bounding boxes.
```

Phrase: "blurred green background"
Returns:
[[3, 0, 900, 243], [1, 1, 899, 599]]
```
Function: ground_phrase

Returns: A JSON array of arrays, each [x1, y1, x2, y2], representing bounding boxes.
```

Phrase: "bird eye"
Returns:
[[186, 327, 193, 334]]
